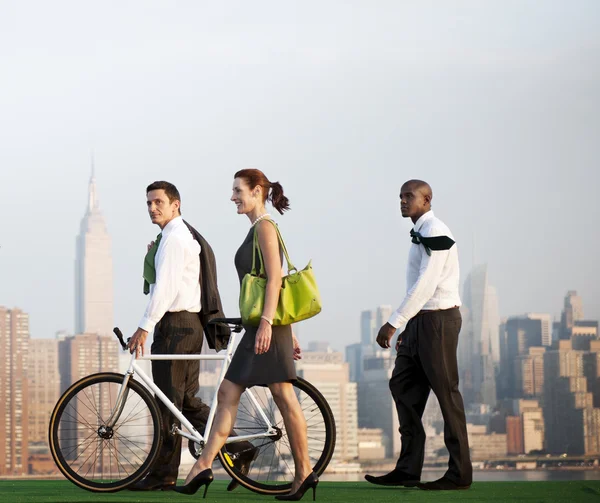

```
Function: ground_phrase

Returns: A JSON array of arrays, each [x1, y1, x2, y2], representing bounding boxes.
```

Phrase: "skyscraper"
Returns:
[[498, 314, 552, 400], [348, 305, 401, 457], [359, 351, 399, 457], [529, 314, 552, 347], [360, 310, 376, 348], [28, 339, 60, 447], [345, 343, 362, 382], [516, 346, 546, 398], [459, 264, 498, 407], [296, 347, 358, 464], [347, 306, 394, 383], [572, 321, 599, 350], [560, 291, 584, 340], [75, 166, 114, 336], [58, 333, 119, 392], [544, 339, 600, 455], [0, 307, 30, 475]]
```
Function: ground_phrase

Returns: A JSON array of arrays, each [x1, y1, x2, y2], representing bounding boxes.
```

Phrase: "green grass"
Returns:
[[3, 480, 600, 503]]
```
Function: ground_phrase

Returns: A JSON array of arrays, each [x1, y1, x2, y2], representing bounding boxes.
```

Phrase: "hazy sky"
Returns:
[[1, 1, 598, 351]]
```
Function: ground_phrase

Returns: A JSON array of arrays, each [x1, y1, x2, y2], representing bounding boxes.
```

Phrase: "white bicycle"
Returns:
[[49, 318, 336, 495]]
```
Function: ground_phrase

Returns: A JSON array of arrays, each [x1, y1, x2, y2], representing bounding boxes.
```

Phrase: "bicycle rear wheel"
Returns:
[[49, 372, 162, 492], [217, 377, 336, 495]]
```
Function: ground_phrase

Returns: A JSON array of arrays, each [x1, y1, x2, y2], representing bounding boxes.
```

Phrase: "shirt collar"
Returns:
[[161, 215, 183, 237], [413, 210, 434, 233]]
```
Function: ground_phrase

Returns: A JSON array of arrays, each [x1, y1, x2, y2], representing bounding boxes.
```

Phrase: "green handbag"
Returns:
[[239, 220, 322, 326]]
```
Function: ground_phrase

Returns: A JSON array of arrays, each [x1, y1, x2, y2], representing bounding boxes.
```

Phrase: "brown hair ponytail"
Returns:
[[234, 169, 291, 214], [268, 181, 290, 214]]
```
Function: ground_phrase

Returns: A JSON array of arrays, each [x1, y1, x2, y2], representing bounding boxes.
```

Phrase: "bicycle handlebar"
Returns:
[[113, 318, 243, 351], [209, 317, 244, 332], [113, 327, 128, 350]]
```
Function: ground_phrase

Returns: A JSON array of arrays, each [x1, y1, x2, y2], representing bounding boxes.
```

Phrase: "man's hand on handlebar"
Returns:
[[208, 317, 243, 333], [127, 328, 149, 357]]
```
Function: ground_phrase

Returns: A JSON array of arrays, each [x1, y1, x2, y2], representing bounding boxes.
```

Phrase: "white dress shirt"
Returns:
[[139, 216, 201, 333], [387, 210, 461, 331]]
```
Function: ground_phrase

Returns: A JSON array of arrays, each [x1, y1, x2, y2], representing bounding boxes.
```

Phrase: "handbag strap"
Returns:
[[251, 226, 265, 275], [251, 219, 296, 276]]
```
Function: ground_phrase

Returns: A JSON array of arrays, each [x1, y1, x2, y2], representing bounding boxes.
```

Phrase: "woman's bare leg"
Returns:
[[269, 381, 312, 493], [183, 379, 244, 484]]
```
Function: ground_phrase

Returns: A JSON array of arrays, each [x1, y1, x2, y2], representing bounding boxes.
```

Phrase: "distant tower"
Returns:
[[498, 313, 551, 400], [360, 310, 376, 348], [0, 307, 30, 475], [459, 264, 498, 407], [75, 161, 114, 335], [560, 291, 584, 340]]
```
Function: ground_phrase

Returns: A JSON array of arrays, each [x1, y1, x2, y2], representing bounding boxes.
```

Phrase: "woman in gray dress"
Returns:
[[177, 169, 317, 501]]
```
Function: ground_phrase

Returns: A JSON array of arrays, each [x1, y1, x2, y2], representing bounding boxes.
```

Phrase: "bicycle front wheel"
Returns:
[[218, 377, 336, 495], [49, 372, 162, 492]]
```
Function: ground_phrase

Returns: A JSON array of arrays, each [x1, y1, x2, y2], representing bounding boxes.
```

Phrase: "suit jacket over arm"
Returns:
[[184, 220, 231, 351]]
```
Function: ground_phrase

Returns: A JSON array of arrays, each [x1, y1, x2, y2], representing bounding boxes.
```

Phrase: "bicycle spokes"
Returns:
[[219, 378, 335, 494], [50, 373, 161, 492]]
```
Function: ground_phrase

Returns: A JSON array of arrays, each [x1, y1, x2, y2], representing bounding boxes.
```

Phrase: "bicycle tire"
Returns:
[[49, 372, 162, 492], [217, 377, 336, 495]]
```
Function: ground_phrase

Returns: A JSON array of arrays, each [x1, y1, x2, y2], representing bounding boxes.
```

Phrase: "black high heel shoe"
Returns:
[[275, 472, 319, 501], [173, 468, 214, 498]]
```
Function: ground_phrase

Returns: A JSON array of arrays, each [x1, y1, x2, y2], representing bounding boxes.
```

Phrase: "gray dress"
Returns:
[[224, 225, 296, 386]]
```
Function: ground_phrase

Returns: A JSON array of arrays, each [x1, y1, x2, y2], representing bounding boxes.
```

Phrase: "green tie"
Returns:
[[143, 233, 162, 295]]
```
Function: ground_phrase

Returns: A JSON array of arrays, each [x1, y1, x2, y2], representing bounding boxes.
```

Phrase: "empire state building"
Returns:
[[75, 167, 114, 335]]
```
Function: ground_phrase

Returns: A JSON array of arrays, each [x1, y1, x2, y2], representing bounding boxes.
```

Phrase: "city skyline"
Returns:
[[2, 288, 599, 476], [1, 2, 599, 352]]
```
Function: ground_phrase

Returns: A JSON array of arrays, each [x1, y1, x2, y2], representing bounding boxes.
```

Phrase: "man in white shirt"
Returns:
[[128, 181, 253, 491], [365, 180, 472, 491]]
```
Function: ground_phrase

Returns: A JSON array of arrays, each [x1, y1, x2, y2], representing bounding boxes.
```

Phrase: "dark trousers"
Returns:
[[150, 311, 210, 481], [389, 308, 472, 485]]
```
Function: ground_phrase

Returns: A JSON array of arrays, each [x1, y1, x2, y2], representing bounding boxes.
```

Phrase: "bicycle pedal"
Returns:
[[223, 452, 235, 467]]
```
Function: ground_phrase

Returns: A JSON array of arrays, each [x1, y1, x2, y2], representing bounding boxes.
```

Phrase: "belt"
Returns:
[[164, 310, 198, 316], [416, 306, 459, 316]]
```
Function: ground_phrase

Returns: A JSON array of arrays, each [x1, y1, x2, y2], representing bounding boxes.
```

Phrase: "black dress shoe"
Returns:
[[418, 476, 471, 490], [128, 475, 176, 491], [226, 447, 259, 491], [364, 469, 420, 487]]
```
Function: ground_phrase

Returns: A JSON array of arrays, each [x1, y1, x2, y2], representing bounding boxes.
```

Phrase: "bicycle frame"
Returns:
[[109, 330, 278, 453]]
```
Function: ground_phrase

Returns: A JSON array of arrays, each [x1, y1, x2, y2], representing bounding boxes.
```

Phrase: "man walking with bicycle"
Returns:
[[128, 181, 254, 491]]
